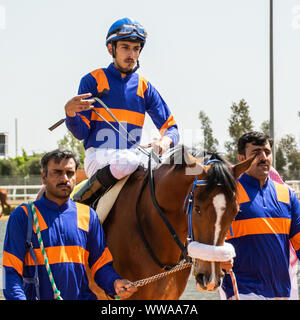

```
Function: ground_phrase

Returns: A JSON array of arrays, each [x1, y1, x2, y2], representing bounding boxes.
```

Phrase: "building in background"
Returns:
[[0, 133, 8, 157]]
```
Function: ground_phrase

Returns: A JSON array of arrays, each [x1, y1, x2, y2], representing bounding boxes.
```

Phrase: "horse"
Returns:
[[88, 145, 255, 300], [0, 188, 11, 217]]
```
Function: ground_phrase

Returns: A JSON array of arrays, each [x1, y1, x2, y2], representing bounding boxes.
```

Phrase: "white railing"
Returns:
[[0, 181, 300, 202], [0, 185, 42, 201]]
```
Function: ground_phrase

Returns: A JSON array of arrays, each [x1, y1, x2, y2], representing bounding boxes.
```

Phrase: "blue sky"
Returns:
[[0, 0, 300, 156]]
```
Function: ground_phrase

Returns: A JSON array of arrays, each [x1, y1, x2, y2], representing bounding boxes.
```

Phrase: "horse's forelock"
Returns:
[[203, 161, 237, 200]]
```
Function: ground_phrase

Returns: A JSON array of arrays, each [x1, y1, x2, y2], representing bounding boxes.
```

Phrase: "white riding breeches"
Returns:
[[84, 148, 147, 179]]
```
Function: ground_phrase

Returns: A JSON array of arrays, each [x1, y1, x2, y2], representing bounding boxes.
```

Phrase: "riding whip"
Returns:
[[48, 90, 151, 157], [48, 89, 108, 131]]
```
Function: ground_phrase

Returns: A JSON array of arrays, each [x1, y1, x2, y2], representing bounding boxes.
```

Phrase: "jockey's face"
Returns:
[[238, 141, 273, 185], [108, 40, 141, 76], [42, 158, 77, 204]]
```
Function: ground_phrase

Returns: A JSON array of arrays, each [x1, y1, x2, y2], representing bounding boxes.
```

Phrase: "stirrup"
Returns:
[[73, 165, 118, 204], [73, 173, 104, 204]]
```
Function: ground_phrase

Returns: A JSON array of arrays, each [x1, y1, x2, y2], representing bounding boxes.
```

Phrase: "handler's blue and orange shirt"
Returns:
[[65, 63, 179, 150], [2, 195, 121, 300], [222, 173, 300, 299]]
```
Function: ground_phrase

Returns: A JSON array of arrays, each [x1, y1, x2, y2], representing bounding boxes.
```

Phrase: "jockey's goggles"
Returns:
[[106, 24, 147, 41]]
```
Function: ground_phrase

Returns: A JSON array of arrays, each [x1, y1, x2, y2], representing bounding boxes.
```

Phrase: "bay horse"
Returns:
[[90, 145, 255, 300], [0, 188, 11, 217]]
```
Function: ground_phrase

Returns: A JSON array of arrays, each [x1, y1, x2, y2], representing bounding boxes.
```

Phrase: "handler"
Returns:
[[221, 131, 300, 300], [2, 149, 137, 300], [64, 17, 179, 203]]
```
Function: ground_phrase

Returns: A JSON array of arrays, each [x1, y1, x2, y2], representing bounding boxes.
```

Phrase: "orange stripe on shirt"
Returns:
[[90, 247, 113, 278], [90, 68, 110, 94], [137, 75, 148, 98], [291, 232, 300, 251], [25, 245, 89, 266], [159, 114, 176, 136], [226, 217, 291, 240], [91, 107, 145, 127], [274, 182, 290, 204], [3, 251, 23, 276], [21, 205, 48, 233], [78, 114, 91, 129], [76, 202, 90, 232], [236, 181, 250, 204]]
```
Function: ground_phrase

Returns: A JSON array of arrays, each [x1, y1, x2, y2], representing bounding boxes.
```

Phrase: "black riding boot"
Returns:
[[73, 165, 118, 205]]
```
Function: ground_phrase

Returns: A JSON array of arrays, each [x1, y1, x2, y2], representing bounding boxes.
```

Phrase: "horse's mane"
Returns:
[[160, 144, 204, 169], [202, 153, 237, 200], [159, 145, 236, 199]]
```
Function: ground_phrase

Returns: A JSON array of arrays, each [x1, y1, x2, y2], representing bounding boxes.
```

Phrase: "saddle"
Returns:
[[71, 175, 130, 224]]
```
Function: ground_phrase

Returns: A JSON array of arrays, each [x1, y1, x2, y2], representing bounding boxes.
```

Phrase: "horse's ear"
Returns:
[[232, 155, 256, 179], [184, 151, 206, 176]]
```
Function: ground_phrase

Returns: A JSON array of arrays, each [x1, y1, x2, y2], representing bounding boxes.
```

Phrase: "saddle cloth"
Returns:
[[71, 175, 130, 224], [95, 175, 130, 224]]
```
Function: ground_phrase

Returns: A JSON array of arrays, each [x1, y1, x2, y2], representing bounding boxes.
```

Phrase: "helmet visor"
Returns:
[[117, 24, 147, 38], [107, 24, 147, 41]]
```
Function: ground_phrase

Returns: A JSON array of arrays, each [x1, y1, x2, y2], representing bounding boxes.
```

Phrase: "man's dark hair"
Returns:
[[238, 131, 273, 155], [41, 149, 79, 175]]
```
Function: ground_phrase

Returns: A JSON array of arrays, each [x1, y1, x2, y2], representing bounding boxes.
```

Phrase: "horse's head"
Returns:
[[182, 150, 255, 291]]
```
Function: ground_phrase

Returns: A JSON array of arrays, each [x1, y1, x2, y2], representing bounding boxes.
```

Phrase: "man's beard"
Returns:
[[114, 59, 137, 74], [48, 182, 72, 199]]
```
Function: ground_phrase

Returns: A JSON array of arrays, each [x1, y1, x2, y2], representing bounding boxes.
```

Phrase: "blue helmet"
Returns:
[[106, 17, 147, 47]]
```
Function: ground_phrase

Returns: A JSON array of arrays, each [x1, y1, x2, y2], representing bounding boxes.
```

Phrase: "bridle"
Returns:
[[135, 153, 223, 270], [183, 158, 222, 243], [136, 153, 237, 267]]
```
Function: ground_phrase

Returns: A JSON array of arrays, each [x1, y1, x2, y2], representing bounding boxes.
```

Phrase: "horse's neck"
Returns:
[[139, 167, 194, 260]]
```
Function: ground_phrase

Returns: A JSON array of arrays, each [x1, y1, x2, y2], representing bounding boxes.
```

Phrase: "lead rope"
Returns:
[[132, 262, 192, 288], [29, 202, 63, 300], [115, 261, 240, 300], [229, 270, 240, 300]]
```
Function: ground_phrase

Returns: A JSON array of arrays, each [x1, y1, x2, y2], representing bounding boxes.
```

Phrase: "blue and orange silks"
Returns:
[[222, 173, 300, 299], [65, 63, 179, 150], [2, 195, 121, 300]]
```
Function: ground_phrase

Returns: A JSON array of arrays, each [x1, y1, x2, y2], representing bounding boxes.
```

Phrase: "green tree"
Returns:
[[57, 131, 85, 166], [198, 111, 219, 153], [275, 145, 286, 176], [277, 134, 298, 159], [260, 120, 270, 136], [277, 134, 300, 179], [224, 99, 254, 163], [0, 158, 18, 176]]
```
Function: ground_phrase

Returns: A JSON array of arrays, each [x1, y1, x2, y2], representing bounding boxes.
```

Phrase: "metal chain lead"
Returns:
[[132, 262, 192, 288]]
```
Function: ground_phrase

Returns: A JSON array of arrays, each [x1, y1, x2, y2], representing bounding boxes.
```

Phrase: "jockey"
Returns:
[[64, 17, 179, 204]]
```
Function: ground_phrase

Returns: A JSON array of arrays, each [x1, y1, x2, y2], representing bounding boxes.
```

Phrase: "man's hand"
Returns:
[[65, 93, 95, 117], [114, 279, 137, 300], [144, 136, 173, 155]]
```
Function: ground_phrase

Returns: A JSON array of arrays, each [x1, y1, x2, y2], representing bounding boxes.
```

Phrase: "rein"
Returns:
[[136, 153, 188, 270]]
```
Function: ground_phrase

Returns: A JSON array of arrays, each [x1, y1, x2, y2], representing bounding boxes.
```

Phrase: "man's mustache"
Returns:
[[125, 58, 134, 63], [257, 160, 269, 166], [56, 182, 71, 188]]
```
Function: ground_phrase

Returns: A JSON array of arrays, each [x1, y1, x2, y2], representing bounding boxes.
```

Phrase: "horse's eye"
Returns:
[[194, 205, 201, 214]]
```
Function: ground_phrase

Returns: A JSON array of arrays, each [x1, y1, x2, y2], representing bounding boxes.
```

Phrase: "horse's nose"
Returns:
[[195, 273, 221, 291]]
